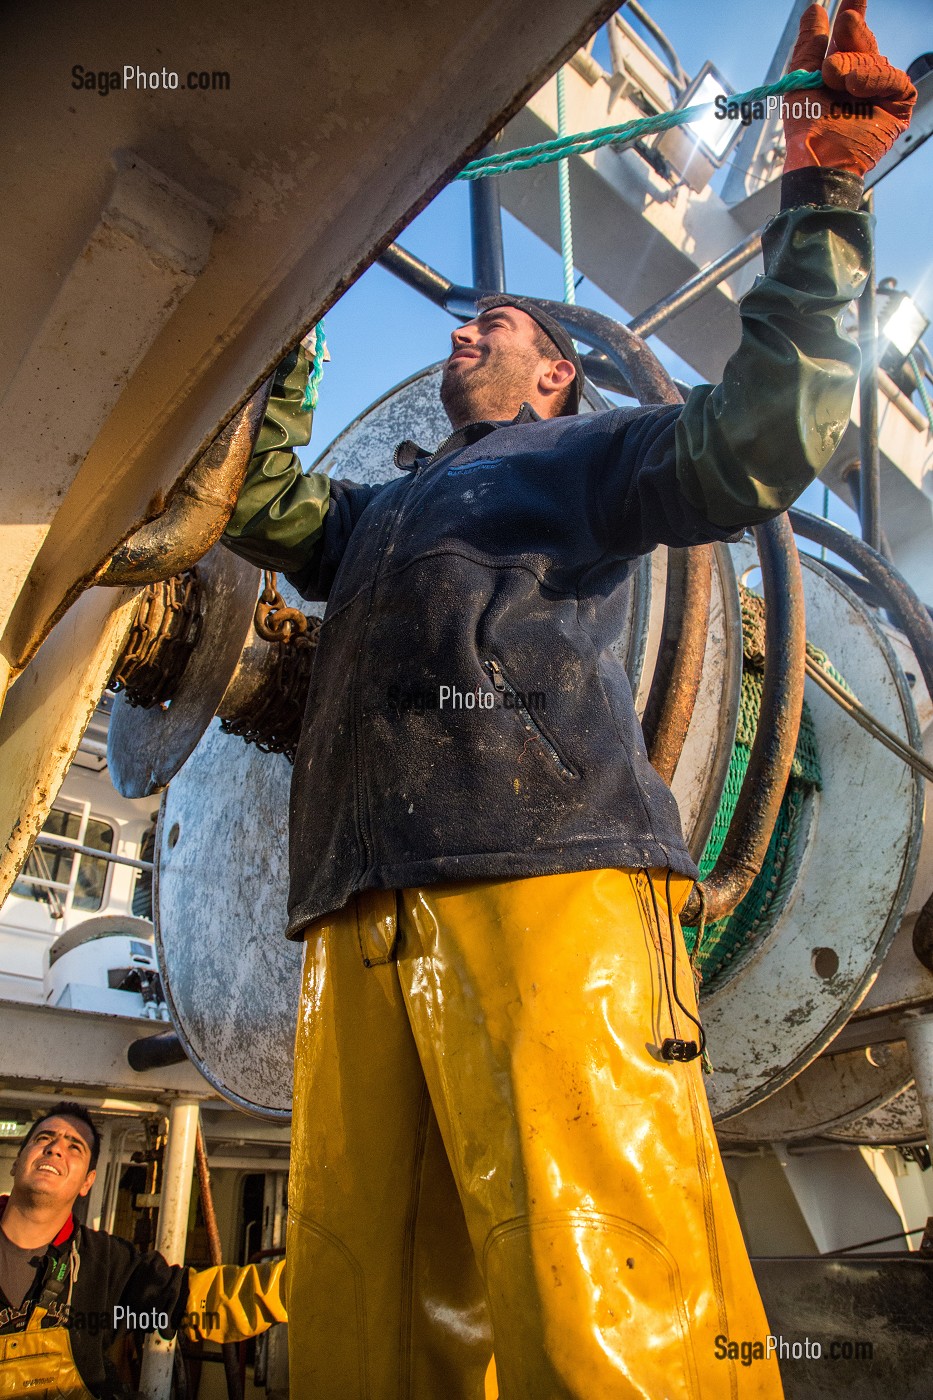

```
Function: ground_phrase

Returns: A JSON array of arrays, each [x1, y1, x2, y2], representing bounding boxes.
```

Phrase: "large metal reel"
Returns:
[[108, 544, 259, 798], [716, 1041, 915, 1145], [703, 543, 924, 1120], [155, 721, 299, 1118], [825, 1081, 926, 1147]]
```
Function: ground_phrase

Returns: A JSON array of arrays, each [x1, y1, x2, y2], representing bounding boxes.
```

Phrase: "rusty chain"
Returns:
[[215, 569, 323, 761], [110, 569, 204, 708], [254, 570, 313, 644], [221, 612, 321, 762]]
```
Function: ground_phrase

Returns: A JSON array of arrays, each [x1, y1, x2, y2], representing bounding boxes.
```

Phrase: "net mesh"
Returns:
[[682, 586, 822, 989]]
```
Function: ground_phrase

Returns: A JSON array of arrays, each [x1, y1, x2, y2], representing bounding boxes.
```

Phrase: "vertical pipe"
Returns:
[[271, 1173, 286, 1251], [196, 1123, 244, 1400], [85, 1121, 113, 1231], [468, 150, 506, 293], [556, 69, 576, 304], [100, 1128, 131, 1235], [262, 1173, 276, 1250], [858, 192, 881, 553], [904, 1013, 933, 1158], [139, 1100, 200, 1400]]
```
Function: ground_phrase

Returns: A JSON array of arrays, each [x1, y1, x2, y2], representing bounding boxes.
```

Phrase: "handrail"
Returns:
[[35, 833, 153, 872]]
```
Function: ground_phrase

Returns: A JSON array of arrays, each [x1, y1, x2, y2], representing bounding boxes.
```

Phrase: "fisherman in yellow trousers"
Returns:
[[224, 4, 914, 1394]]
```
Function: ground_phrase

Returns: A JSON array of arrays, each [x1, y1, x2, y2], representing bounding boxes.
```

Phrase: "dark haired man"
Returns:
[[223, 4, 914, 1395], [0, 1102, 286, 1399], [439, 295, 584, 423]]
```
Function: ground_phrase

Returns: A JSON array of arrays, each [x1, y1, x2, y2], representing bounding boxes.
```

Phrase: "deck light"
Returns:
[[875, 280, 930, 399], [0, 1118, 31, 1138], [877, 286, 929, 363], [654, 63, 742, 193]]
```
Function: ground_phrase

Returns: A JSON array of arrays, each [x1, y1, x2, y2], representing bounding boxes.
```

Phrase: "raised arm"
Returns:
[[113, 1242, 286, 1345], [223, 345, 329, 572], [223, 344, 383, 600], [596, 0, 914, 556], [674, 168, 870, 531]]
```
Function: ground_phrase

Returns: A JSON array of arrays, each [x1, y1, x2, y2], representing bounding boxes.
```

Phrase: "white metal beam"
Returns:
[[0, 1000, 214, 1098]]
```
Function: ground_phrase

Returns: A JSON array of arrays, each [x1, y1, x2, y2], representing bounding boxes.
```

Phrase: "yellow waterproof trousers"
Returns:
[[287, 869, 783, 1399]]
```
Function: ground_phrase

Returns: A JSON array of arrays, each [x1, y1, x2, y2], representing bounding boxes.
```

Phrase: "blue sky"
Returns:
[[303, 0, 932, 536]]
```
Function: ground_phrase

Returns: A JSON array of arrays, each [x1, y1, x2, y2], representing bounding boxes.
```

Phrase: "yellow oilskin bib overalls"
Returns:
[[287, 868, 784, 1399], [0, 1247, 93, 1400], [0, 1306, 94, 1400]]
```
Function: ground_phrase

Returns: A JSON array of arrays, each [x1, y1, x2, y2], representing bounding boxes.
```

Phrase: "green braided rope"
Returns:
[[681, 586, 825, 990], [908, 351, 933, 436], [457, 69, 823, 180], [301, 322, 327, 412]]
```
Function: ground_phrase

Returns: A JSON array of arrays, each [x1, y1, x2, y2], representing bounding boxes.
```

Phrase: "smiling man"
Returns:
[[222, 5, 914, 1396], [439, 300, 581, 424], [0, 1102, 286, 1400]]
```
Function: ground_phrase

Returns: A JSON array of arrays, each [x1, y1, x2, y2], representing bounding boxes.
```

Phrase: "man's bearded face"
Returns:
[[439, 306, 555, 426]]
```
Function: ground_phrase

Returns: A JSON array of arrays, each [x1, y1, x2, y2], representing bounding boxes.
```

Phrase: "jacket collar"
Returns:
[[394, 402, 541, 471], [0, 1195, 75, 1249]]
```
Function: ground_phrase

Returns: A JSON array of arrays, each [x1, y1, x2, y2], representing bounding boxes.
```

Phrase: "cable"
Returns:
[[646, 869, 678, 1041], [804, 652, 933, 784], [666, 869, 707, 1059], [824, 1224, 928, 1256]]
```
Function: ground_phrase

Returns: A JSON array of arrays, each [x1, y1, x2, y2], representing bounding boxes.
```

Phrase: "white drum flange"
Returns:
[[155, 722, 300, 1118], [703, 543, 924, 1119]]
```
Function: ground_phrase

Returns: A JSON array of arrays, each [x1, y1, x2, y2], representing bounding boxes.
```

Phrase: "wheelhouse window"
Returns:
[[12, 808, 114, 915]]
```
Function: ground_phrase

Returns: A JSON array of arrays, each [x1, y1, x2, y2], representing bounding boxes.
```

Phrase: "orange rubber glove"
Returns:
[[783, 0, 916, 176]]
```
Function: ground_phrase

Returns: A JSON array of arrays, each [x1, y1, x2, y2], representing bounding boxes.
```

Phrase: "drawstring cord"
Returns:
[[646, 871, 707, 1067]]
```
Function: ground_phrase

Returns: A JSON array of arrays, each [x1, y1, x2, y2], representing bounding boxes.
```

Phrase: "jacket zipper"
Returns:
[[484, 657, 578, 782]]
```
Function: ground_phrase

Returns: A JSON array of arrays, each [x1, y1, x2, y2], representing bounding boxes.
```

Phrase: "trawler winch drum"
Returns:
[[717, 1041, 918, 1145]]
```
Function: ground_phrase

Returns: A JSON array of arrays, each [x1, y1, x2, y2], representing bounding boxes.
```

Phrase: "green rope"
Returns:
[[457, 70, 823, 180], [908, 351, 933, 436], [556, 68, 575, 304], [301, 322, 327, 412], [681, 586, 824, 990]]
